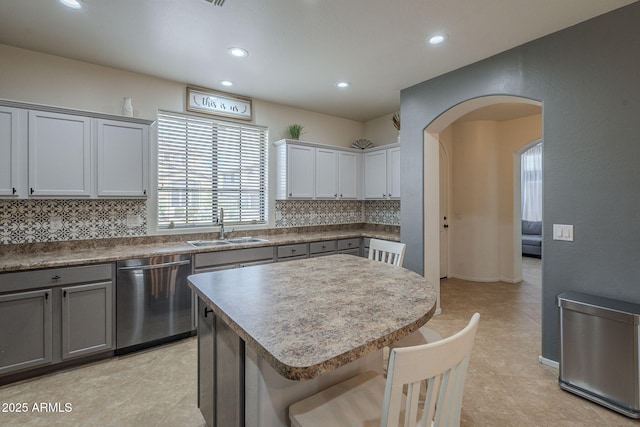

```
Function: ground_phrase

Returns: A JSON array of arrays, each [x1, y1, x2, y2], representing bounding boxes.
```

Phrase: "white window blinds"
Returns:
[[157, 111, 268, 228]]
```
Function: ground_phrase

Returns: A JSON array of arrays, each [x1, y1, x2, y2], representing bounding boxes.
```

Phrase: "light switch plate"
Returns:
[[553, 224, 574, 241]]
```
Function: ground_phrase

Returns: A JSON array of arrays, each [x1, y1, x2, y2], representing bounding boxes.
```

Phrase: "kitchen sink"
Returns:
[[186, 237, 269, 247], [226, 237, 269, 244], [187, 240, 232, 247]]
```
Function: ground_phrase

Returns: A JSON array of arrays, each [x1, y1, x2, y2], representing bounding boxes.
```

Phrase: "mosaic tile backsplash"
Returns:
[[275, 200, 400, 228], [0, 199, 147, 244], [1, 199, 399, 244]]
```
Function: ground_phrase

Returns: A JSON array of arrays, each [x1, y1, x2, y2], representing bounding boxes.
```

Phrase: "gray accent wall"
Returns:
[[400, 2, 640, 362]]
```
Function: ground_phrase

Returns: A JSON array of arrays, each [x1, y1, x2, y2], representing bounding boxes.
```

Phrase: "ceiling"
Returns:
[[0, 0, 635, 122]]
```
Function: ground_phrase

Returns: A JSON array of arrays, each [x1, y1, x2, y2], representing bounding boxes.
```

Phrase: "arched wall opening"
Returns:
[[423, 95, 542, 313]]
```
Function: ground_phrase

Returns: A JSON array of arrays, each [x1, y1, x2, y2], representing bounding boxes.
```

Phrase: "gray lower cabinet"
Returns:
[[0, 263, 114, 377], [310, 240, 337, 257], [194, 247, 275, 273], [197, 297, 244, 427], [0, 289, 53, 375], [338, 238, 361, 256], [276, 243, 309, 262], [61, 281, 113, 360]]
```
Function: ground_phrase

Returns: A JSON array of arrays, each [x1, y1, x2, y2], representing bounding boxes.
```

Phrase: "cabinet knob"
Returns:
[[63, 290, 67, 297], [204, 307, 213, 317], [334, 194, 338, 198], [382, 194, 386, 198], [51, 275, 61, 281], [340, 194, 343, 198], [289, 192, 292, 197], [12, 187, 16, 195], [30, 187, 34, 195], [291, 249, 296, 253], [143, 189, 147, 196]]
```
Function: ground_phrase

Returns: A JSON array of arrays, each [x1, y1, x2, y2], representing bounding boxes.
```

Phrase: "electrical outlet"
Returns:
[[50, 216, 63, 232], [127, 214, 141, 227]]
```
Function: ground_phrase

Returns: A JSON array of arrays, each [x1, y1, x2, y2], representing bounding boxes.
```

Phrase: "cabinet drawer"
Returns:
[[337, 238, 360, 251], [310, 241, 337, 254], [277, 244, 309, 259], [0, 264, 113, 294], [194, 247, 274, 269]]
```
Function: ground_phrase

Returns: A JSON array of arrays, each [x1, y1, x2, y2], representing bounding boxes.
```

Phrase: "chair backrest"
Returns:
[[368, 238, 406, 267], [381, 313, 480, 427]]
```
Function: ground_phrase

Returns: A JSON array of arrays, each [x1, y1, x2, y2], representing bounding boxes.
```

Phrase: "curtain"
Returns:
[[521, 142, 542, 221]]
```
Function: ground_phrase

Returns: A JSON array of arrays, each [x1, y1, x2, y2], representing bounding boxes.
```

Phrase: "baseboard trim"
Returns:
[[538, 355, 559, 369]]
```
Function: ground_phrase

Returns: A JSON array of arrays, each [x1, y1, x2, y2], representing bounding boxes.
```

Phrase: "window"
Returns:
[[521, 141, 542, 221], [157, 111, 268, 229]]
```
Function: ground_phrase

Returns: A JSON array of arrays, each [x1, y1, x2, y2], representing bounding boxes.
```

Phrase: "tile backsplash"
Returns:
[[0, 199, 147, 244], [1, 199, 399, 245], [275, 200, 400, 228]]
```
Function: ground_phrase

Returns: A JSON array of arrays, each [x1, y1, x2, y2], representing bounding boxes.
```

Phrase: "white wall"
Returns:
[[447, 114, 541, 282], [0, 44, 370, 232], [363, 112, 400, 147]]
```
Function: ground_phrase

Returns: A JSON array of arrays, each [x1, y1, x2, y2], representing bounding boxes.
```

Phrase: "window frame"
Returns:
[[156, 110, 268, 230]]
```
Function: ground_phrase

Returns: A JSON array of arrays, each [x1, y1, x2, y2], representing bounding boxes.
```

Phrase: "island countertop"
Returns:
[[188, 254, 436, 381]]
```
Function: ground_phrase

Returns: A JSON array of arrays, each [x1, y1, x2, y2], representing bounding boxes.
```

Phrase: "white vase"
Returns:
[[122, 97, 133, 116]]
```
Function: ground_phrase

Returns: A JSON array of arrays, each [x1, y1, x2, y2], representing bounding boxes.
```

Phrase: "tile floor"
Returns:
[[0, 257, 637, 426]]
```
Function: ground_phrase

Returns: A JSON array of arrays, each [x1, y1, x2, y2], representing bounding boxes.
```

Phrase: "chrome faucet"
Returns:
[[218, 208, 226, 239]]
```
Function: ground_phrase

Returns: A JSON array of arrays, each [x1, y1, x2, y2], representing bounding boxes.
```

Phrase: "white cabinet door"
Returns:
[[315, 148, 337, 199], [97, 120, 149, 197], [0, 106, 21, 197], [387, 147, 401, 199], [28, 111, 92, 197], [61, 281, 113, 360], [338, 151, 359, 199], [287, 144, 315, 198], [364, 150, 388, 199]]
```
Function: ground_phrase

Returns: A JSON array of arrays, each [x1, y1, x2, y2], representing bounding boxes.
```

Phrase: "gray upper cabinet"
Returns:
[[28, 110, 92, 197], [0, 289, 53, 375], [97, 119, 149, 197], [0, 106, 21, 197], [61, 281, 113, 360]]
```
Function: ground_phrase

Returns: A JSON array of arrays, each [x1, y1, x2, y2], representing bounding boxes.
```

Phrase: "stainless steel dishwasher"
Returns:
[[116, 254, 193, 353]]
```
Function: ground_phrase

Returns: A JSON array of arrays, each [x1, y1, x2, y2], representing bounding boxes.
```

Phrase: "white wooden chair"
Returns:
[[368, 238, 406, 267], [368, 238, 442, 347], [289, 313, 480, 427]]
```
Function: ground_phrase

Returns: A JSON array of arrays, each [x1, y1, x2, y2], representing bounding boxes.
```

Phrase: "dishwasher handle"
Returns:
[[117, 259, 191, 271]]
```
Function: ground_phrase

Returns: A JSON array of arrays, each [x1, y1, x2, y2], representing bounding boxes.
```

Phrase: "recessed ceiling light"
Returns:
[[60, 0, 82, 9], [336, 81, 351, 89], [428, 34, 447, 45], [227, 47, 249, 58], [220, 80, 234, 87]]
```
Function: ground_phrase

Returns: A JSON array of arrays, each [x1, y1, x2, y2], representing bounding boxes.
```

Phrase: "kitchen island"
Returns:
[[188, 254, 436, 427]]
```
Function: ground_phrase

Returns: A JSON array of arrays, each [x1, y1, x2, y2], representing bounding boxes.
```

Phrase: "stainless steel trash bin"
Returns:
[[558, 291, 640, 418]]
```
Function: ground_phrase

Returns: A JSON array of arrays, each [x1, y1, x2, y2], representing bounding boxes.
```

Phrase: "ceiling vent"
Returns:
[[205, 0, 226, 6]]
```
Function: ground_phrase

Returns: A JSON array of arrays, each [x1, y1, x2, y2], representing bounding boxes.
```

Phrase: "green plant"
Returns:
[[287, 123, 304, 139]]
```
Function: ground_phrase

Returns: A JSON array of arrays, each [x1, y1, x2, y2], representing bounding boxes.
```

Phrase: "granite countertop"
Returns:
[[0, 226, 399, 273], [188, 254, 436, 381]]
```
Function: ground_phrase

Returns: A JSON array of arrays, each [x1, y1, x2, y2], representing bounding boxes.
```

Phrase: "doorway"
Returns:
[[425, 96, 542, 312]]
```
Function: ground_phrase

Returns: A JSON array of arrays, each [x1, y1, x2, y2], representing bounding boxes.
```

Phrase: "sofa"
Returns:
[[522, 220, 542, 257]]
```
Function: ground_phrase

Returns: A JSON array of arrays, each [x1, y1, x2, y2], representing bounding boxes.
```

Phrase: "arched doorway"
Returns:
[[424, 95, 542, 313]]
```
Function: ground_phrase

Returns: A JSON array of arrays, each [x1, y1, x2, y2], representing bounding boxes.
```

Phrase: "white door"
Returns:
[[97, 120, 149, 197], [287, 144, 314, 198], [337, 151, 359, 199], [314, 148, 337, 198], [0, 106, 21, 197], [439, 144, 449, 278], [364, 150, 388, 199], [28, 110, 92, 197]]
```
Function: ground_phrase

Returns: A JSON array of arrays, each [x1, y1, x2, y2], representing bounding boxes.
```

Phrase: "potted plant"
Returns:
[[287, 123, 304, 140]]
